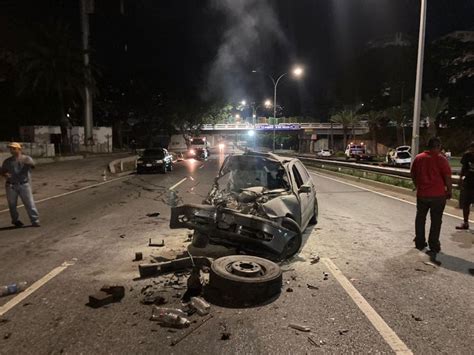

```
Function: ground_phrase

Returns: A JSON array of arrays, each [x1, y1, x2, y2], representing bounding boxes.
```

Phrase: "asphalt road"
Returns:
[[0, 149, 472, 354]]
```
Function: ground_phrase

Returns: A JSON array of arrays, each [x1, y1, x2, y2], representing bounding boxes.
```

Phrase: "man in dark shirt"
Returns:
[[0, 142, 40, 227], [411, 137, 452, 258], [456, 142, 474, 230]]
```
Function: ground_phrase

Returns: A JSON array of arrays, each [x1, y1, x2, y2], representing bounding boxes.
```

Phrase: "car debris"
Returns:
[[87, 285, 125, 308], [170, 152, 318, 260], [138, 256, 213, 278], [289, 323, 311, 332], [141, 292, 167, 306], [148, 238, 165, 247], [339, 329, 349, 335], [206, 255, 282, 307], [146, 212, 161, 217], [323, 272, 329, 280], [310, 255, 320, 264], [306, 284, 319, 290], [182, 267, 203, 301], [134, 252, 143, 261], [411, 314, 423, 322]]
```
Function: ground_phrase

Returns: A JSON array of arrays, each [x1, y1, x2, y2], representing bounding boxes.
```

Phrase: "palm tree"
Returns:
[[421, 94, 448, 137], [17, 21, 95, 146], [331, 109, 358, 149], [364, 110, 384, 155], [386, 106, 406, 146]]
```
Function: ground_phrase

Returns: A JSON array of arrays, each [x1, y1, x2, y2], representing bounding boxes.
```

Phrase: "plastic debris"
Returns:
[[190, 297, 210, 316], [289, 323, 311, 332], [150, 307, 190, 329]]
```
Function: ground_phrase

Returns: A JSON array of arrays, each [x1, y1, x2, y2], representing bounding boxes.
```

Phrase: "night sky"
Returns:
[[1, 0, 473, 116]]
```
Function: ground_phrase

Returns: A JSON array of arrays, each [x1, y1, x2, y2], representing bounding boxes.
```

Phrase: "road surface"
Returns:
[[0, 149, 472, 354]]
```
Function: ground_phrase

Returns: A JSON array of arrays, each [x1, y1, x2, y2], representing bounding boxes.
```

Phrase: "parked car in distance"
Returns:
[[386, 146, 412, 166], [170, 151, 318, 260], [316, 149, 333, 157], [137, 148, 173, 174], [345, 143, 373, 161]]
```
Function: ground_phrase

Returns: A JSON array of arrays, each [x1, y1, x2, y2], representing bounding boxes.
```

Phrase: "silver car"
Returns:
[[170, 151, 318, 260]]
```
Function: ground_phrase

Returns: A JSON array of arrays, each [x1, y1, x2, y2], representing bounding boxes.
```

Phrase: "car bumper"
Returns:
[[137, 163, 165, 171], [170, 203, 296, 256]]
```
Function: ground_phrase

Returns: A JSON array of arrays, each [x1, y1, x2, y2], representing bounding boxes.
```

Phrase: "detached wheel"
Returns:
[[207, 255, 282, 307], [281, 218, 302, 259]]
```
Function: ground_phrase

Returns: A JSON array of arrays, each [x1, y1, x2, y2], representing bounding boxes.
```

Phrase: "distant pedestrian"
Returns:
[[0, 142, 40, 228], [456, 142, 474, 230], [411, 137, 452, 259]]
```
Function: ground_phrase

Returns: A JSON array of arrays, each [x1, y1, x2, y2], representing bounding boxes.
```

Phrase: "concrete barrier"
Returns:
[[109, 155, 138, 174]]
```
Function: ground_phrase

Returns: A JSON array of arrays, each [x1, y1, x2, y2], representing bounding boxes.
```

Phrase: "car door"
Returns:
[[294, 161, 316, 228]]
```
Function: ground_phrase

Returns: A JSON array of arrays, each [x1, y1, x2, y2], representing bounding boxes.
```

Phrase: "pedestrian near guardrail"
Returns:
[[0, 142, 40, 228], [410, 137, 452, 262], [456, 142, 474, 230]]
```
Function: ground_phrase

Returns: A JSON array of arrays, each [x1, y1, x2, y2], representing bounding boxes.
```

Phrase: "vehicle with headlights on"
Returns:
[[137, 148, 173, 174]]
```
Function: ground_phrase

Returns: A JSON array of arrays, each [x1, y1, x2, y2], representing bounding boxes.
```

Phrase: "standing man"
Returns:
[[0, 142, 40, 227], [456, 142, 474, 230], [411, 137, 452, 258]]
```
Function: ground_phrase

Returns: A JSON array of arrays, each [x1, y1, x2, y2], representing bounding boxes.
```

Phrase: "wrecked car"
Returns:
[[170, 151, 318, 260]]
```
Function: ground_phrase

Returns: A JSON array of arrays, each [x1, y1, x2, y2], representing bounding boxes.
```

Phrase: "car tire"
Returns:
[[281, 217, 302, 259], [207, 255, 282, 306], [161, 164, 167, 174], [309, 198, 319, 225], [168, 162, 173, 172]]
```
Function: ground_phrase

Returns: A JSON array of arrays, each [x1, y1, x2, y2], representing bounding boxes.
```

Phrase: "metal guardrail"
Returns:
[[296, 156, 461, 184]]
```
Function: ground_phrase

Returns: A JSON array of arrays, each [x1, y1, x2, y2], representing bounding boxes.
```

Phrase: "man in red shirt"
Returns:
[[411, 137, 452, 258]]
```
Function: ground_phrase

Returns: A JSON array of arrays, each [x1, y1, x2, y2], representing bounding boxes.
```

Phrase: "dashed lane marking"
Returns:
[[322, 258, 413, 355], [0, 175, 133, 214], [0, 260, 76, 316], [310, 172, 473, 223], [169, 177, 188, 191]]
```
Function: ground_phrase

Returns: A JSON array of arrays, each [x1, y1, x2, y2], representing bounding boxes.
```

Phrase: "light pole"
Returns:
[[253, 67, 303, 152], [411, 0, 427, 159]]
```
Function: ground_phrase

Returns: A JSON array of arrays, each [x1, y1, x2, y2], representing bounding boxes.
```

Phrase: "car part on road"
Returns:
[[206, 255, 282, 307], [150, 307, 190, 328], [148, 238, 165, 247], [138, 256, 213, 278], [170, 314, 213, 346], [133, 252, 143, 261], [87, 285, 125, 308], [289, 323, 311, 332], [182, 267, 202, 302]]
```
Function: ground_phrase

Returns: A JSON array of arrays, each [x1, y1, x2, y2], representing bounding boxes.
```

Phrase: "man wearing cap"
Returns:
[[0, 142, 40, 227]]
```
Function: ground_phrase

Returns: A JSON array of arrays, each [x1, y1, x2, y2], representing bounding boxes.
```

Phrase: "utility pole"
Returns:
[[80, 0, 94, 145], [411, 0, 427, 159]]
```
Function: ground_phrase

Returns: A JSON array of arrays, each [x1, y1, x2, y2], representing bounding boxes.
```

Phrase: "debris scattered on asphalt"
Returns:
[[141, 293, 167, 306], [87, 285, 125, 308], [307, 336, 320, 347], [170, 314, 213, 346], [323, 272, 329, 280], [119, 234, 126, 239], [310, 255, 320, 264], [339, 329, 349, 335], [286, 288, 294, 293], [183, 267, 203, 302], [0, 318, 9, 325], [306, 284, 319, 290], [414, 268, 427, 272], [423, 261, 438, 268], [289, 323, 311, 332], [148, 239, 165, 247], [138, 257, 213, 278], [3, 332, 11, 340], [411, 314, 423, 322], [134, 252, 143, 261], [221, 332, 231, 340], [146, 212, 161, 217], [190, 296, 210, 316]]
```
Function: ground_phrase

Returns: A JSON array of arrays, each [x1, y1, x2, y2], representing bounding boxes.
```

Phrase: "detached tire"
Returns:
[[207, 255, 282, 307]]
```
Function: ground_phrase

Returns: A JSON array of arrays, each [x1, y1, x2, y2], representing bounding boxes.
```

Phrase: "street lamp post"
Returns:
[[411, 0, 427, 159], [253, 67, 303, 152]]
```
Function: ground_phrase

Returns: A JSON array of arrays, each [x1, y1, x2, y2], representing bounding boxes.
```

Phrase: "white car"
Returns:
[[386, 146, 412, 166], [316, 149, 333, 157]]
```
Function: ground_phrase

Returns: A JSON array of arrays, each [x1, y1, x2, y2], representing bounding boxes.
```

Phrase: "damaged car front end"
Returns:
[[170, 152, 317, 260]]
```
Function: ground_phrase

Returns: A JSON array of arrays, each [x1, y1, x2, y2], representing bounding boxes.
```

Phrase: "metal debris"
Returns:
[[170, 314, 213, 346], [289, 323, 311, 332], [148, 239, 165, 247]]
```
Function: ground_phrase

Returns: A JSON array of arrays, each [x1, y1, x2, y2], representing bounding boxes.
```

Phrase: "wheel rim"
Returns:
[[228, 261, 263, 277]]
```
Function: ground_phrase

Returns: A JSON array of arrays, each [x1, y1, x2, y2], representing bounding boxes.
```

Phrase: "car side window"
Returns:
[[292, 165, 304, 188], [295, 162, 310, 183]]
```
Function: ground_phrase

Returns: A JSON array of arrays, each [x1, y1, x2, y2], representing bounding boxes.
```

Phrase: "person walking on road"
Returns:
[[0, 142, 40, 227], [411, 137, 452, 259], [456, 142, 474, 230]]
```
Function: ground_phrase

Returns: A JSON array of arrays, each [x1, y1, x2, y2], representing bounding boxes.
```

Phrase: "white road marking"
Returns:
[[322, 258, 413, 355], [0, 175, 132, 214], [169, 177, 187, 191], [311, 171, 473, 223], [0, 260, 75, 317]]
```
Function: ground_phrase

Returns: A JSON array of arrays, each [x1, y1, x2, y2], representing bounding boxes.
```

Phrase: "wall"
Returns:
[[20, 126, 61, 144], [70, 126, 113, 151], [0, 142, 55, 157]]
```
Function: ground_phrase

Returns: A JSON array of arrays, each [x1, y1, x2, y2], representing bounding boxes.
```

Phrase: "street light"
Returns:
[[411, 0, 427, 160], [264, 99, 272, 108], [253, 66, 304, 152], [241, 100, 247, 106]]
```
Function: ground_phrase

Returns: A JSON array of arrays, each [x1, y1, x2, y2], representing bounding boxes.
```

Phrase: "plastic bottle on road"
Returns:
[[150, 307, 190, 328], [0, 282, 28, 297]]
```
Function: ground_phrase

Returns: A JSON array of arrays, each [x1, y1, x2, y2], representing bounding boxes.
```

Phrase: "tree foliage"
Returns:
[[421, 94, 448, 137]]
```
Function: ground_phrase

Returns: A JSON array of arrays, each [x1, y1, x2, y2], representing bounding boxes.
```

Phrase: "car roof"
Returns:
[[239, 150, 295, 164]]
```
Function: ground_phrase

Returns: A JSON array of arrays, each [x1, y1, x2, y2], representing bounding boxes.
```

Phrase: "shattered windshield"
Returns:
[[216, 155, 290, 192]]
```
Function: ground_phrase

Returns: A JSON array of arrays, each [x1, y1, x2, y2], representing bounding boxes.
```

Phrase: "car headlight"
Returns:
[[155, 159, 163, 164], [137, 159, 143, 164]]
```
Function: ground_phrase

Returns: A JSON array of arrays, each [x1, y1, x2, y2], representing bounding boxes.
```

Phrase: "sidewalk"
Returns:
[[0, 153, 132, 209]]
